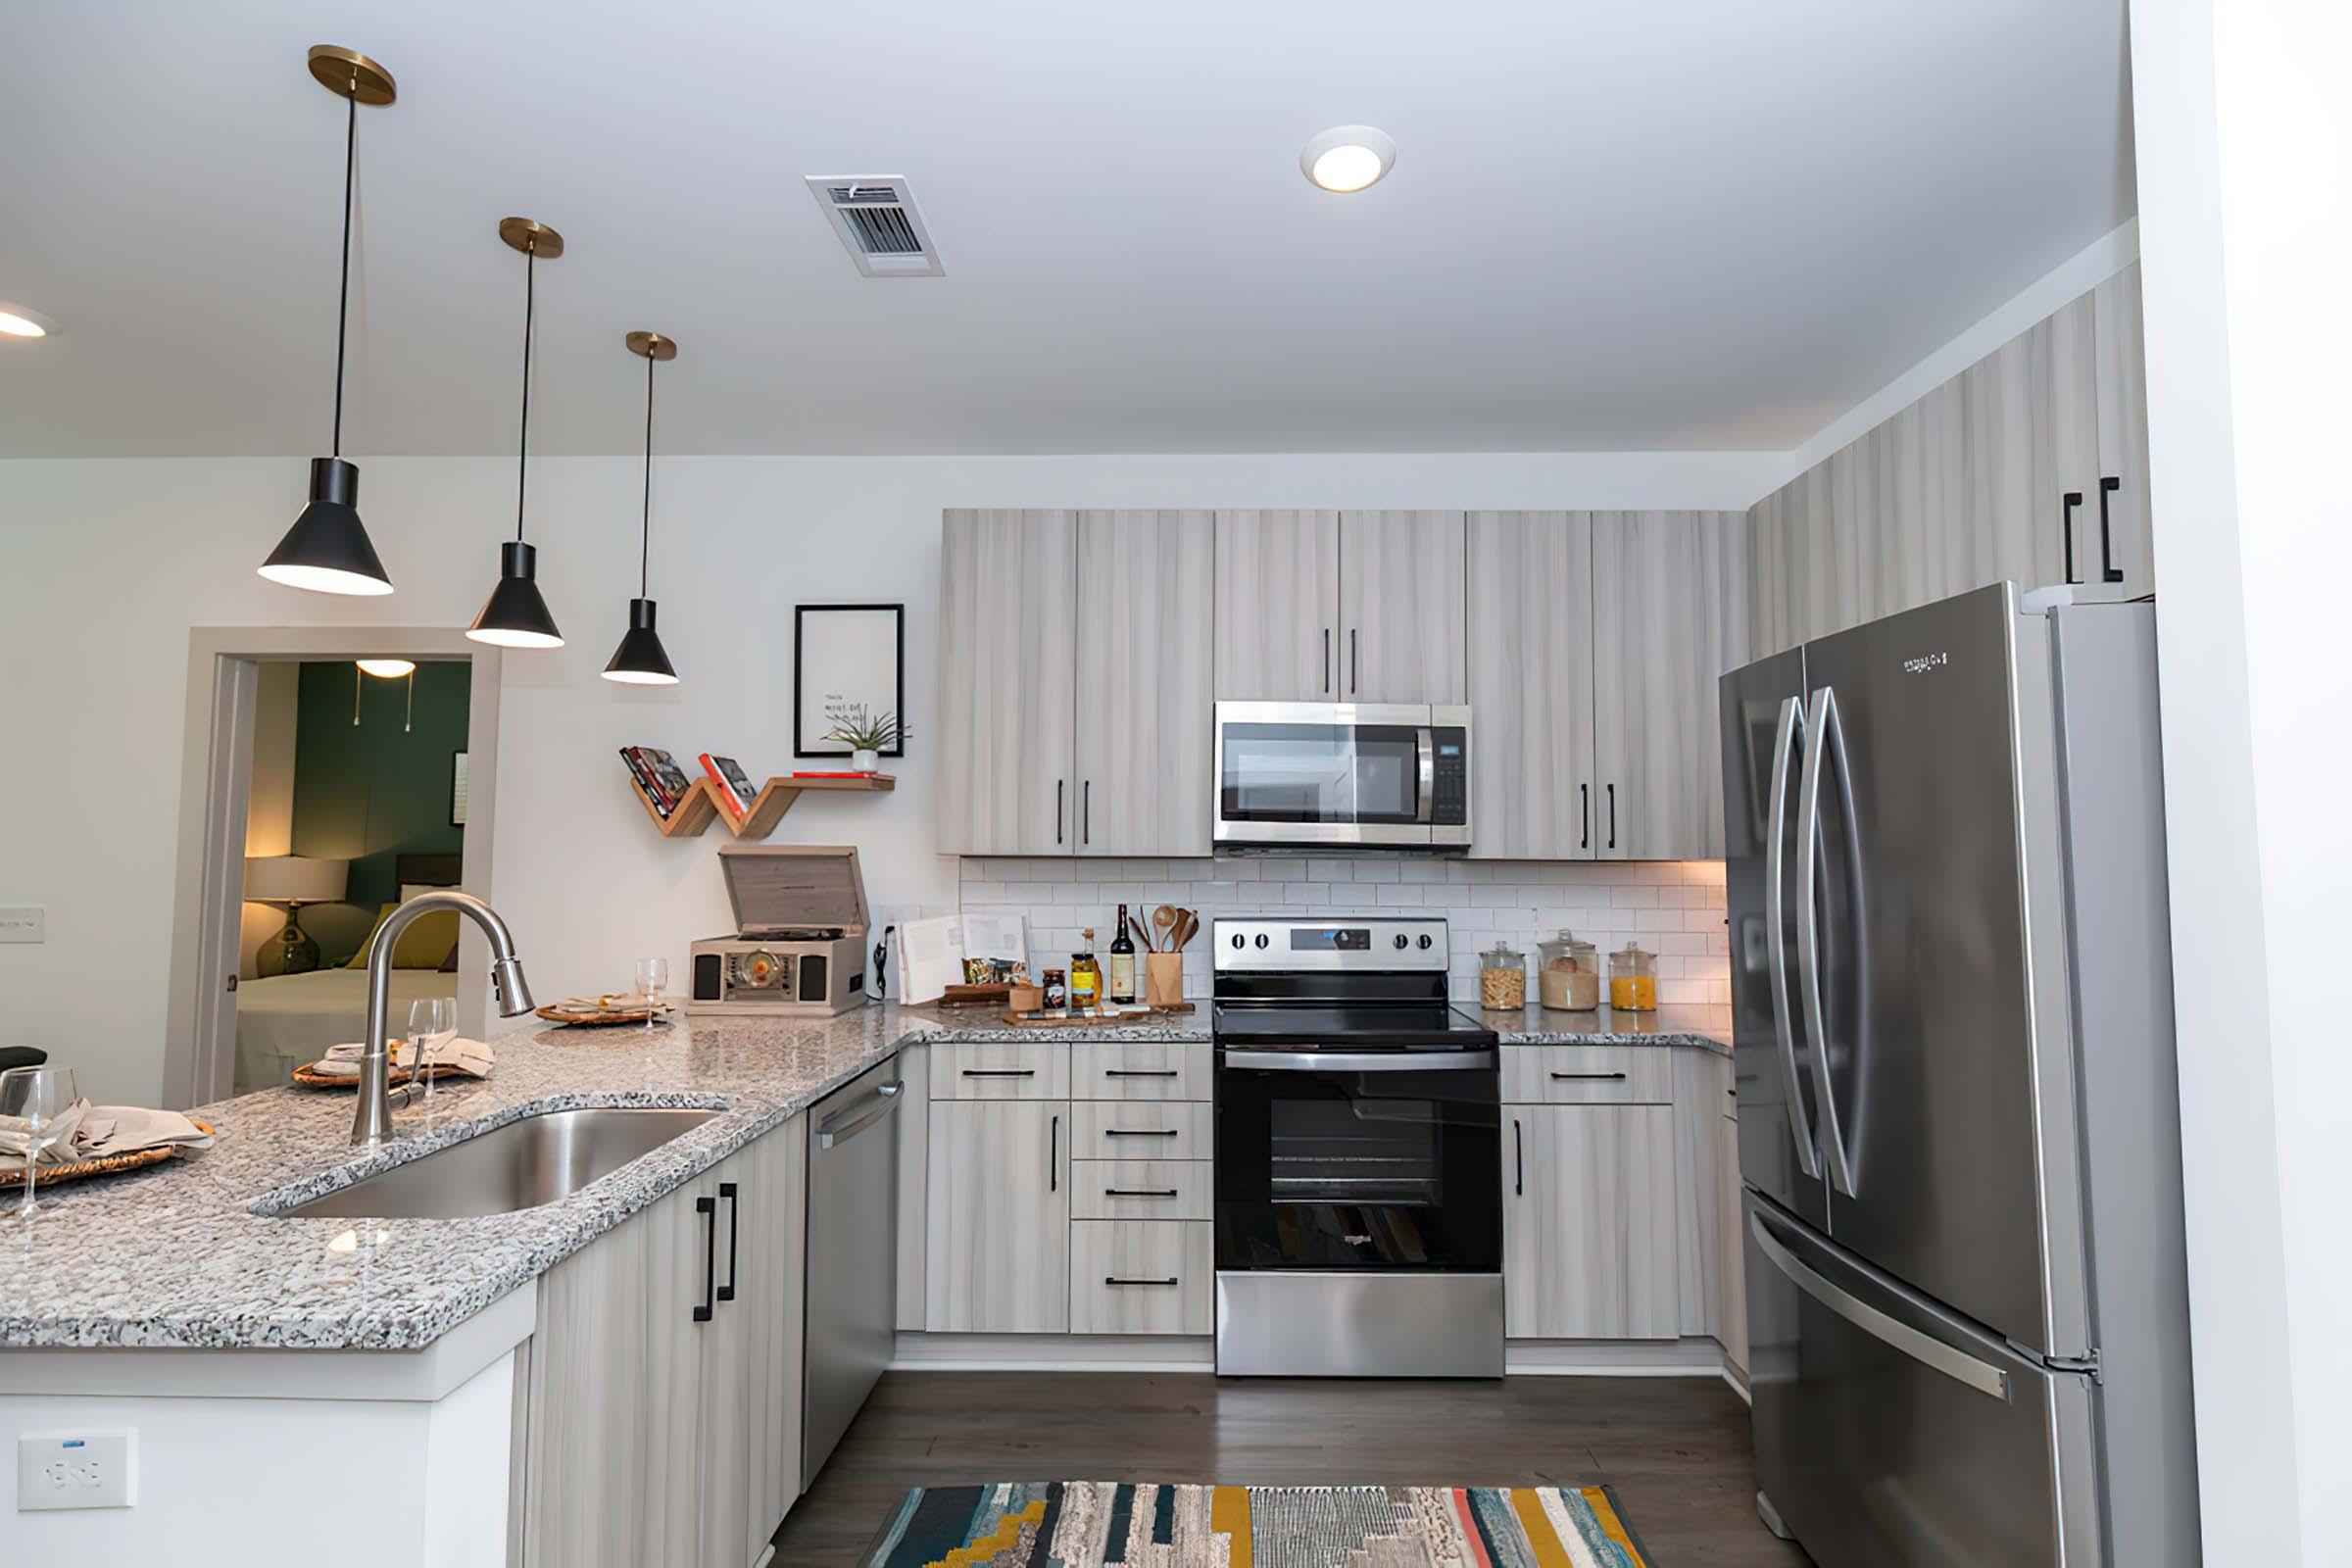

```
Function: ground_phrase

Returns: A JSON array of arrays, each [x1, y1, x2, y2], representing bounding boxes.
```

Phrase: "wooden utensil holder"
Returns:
[[1145, 952, 1185, 1007]]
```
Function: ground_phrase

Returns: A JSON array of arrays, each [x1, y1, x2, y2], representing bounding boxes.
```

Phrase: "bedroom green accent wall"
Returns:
[[290, 661, 469, 962]]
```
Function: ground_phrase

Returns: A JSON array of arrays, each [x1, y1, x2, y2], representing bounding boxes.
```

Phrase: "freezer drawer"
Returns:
[[1745, 1195, 2098, 1568]]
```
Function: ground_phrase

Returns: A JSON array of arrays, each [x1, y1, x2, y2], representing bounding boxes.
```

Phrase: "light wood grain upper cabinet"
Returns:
[[925, 1099, 1070, 1333], [2091, 261, 2155, 600], [936, 510, 1078, 855], [1467, 511, 1597, 860], [1788, 464, 1838, 646], [1214, 510, 1341, 701], [1073, 510, 1214, 856], [1591, 512, 1748, 860], [1747, 484, 1794, 660], [1503, 1103, 1679, 1340], [1337, 510, 1468, 703]]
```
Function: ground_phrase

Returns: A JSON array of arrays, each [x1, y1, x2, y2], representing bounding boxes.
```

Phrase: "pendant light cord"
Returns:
[[514, 243, 534, 542], [331, 87, 357, 459], [640, 351, 655, 596]]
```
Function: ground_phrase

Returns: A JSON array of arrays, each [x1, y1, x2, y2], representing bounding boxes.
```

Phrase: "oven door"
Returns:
[[1213, 701, 1435, 847], [1214, 1048, 1502, 1272]]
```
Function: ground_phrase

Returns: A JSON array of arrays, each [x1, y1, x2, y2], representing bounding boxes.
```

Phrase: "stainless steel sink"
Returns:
[[280, 1106, 723, 1219]]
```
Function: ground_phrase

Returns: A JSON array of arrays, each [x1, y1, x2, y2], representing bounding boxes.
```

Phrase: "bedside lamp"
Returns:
[[246, 856, 350, 977]]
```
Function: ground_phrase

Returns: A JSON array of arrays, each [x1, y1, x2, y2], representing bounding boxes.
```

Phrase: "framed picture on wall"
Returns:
[[451, 751, 469, 827], [794, 604, 906, 759]]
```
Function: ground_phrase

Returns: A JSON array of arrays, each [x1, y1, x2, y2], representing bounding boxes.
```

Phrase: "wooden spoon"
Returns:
[[1172, 908, 1199, 950], [1153, 906, 1177, 950]]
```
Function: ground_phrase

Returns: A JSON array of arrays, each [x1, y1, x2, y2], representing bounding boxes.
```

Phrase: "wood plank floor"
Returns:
[[772, 1371, 1810, 1564]]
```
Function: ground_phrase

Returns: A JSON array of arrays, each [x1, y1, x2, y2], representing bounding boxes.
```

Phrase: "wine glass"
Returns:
[[405, 997, 456, 1103], [1, 1065, 81, 1221], [635, 957, 670, 1031]]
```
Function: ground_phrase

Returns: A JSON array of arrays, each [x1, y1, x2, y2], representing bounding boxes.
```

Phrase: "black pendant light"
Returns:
[[468, 218, 565, 649], [604, 332, 680, 685], [258, 46, 397, 597]]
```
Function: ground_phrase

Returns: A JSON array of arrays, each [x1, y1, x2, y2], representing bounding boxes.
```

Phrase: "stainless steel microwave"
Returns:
[[1212, 701, 1471, 849]]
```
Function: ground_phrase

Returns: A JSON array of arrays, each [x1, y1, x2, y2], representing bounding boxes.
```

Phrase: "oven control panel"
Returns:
[[1212, 917, 1450, 972]]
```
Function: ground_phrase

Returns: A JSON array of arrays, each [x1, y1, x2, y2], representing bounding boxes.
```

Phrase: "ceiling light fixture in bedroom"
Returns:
[[1300, 125, 1396, 193], [258, 46, 398, 597], [603, 331, 680, 685], [468, 218, 566, 650], [355, 658, 415, 677], [354, 659, 417, 732], [0, 304, 57, 339]]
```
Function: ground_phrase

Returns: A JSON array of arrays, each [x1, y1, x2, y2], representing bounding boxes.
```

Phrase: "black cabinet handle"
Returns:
[[1552, 1070, 1630, 1081], [962, 1068, 1038, 1078], [1105, 1276, 1180, 1288], [2061, 491, 2082, 584], [1051, 1113, 1059, 1192], [1083, 780, 1092, 845], [1105, 1068, 1179, 1079], [1513, 1117, 1524, 1197], [1103, 1127, 1179, 1139], [1350, 628, 1358, 694], [1106, 1188, 1181, 1199], [693, 1194, 717, 1323], [1323, 628, 1332, 694], [715, 1181, 740, 1303], [1581, 784, 1591, 850], [2097, 476, 2125, 583], [1607, 783, 1616, 850], [1056, 780, 1065, 845]]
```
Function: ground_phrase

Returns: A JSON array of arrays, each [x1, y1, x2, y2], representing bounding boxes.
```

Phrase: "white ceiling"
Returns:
[[0, 1, 2134, 458]]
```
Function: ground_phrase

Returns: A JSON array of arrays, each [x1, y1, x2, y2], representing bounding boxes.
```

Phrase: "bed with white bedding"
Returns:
[[233, 968, 459, 1094]]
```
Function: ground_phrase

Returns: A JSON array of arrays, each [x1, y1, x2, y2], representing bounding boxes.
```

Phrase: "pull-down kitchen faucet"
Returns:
[[351, 891, 535, 1147]]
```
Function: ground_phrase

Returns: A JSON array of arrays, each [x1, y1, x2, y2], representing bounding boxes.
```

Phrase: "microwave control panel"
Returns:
[[1430, 728, 1468, 826]]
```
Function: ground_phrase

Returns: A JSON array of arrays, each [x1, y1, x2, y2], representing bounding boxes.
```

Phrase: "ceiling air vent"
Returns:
[[806, 175, 943, 277]]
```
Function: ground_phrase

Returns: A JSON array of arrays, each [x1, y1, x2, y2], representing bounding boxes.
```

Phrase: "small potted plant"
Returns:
[[824, 706, 905, 774]]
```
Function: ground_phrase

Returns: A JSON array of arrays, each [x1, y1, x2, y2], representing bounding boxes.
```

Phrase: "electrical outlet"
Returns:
[[0, 906, 42, 944], [17, 1431, 134, 1510]]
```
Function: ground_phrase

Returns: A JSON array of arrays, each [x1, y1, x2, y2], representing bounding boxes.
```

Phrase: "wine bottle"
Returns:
[[1108, 904, 1137, 1005]]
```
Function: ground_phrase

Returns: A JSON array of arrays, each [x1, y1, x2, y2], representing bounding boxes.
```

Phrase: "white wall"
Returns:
[[2128, 0, 2352, 1559], [0, 450, 1781, 1103]]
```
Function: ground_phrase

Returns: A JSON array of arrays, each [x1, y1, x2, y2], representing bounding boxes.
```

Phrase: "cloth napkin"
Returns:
[[0, 1101, 214, 1164], [309, 1037, 497, 1081]]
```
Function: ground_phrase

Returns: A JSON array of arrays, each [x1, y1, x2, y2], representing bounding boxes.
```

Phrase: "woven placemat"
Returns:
[[288, 1060, 474, 1090], [0, 1118, 215, 1190]]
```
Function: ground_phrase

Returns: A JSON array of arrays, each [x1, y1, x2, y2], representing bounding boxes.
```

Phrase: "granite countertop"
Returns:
[[1484, 1001, 1732, 1052], [0, 1004, 1169, 1354]]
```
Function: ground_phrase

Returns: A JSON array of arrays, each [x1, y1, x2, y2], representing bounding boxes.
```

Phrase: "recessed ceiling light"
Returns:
[[0, 304, 57, 338], [1300, 126, 1396, 194]]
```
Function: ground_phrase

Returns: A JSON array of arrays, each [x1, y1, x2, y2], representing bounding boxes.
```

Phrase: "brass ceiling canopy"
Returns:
[[307, 45, 396, 106], [624, 331, 678, 362], [499, 217, 564, 259]]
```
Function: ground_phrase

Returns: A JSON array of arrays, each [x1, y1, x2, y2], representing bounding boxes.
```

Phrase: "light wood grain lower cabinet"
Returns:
[[936, 510, 1079, 855], [1214, 509, 1341, 701], [1503, 1104, 1679, 1340], [1467, 511, 1597, 859], [925, 1100, 1071, 1332], [1068, 1100, 1213, 1160], [1718, 1113, 1748, 1375], [1590, 511, 1749, 859], [1671, 1051, 1733, 1341], [895, 1045, 930, 1332], [523, 1174, 710, 1567], [2092, 261, 2155, 600], [1074, 510, 1214, 856], [1337, 510, 1468, 703], [1067, 1040, 1211, 1101], [704, 1117, 807, 1565], [1069, 1158, 1212, 1221], [1068, 1220, 1214, 1334]]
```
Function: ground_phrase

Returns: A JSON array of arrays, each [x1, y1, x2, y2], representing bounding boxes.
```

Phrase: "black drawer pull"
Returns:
[[1606, 783, 1616, 850], [1051, 1113, 1059, 1192], [1581, 783, 1590, 849], [1103, 1127, 1179, 1138], [2097, 476, 2125, 583], [2062, 490, 2083, 584], [715, 1181, 740, 1303], [1105, 1276, 1180, 1288], [1105, 1068, 1179, 1079], [1105, 1188, 1181, 1199], [1513, 1117, 1524, 1198], [962, 1068, 1037, 1078], [693, 1195, 717, 1324], [1552, 1070, 1629, 1081]]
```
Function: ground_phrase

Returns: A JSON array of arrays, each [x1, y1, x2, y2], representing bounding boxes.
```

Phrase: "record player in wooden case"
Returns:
[[688, 845, 870, 1016]]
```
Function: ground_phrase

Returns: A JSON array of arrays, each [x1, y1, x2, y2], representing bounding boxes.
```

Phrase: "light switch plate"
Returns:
[[0, 906, 43, 944], [17, 1430, 135, 1510]]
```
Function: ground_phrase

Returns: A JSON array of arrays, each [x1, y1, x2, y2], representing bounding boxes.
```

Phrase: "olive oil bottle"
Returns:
[[1070, 929, 1102, 1011]]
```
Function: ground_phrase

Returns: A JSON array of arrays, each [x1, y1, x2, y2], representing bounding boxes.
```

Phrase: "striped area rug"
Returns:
[[859, 1480, 1654, 1566]]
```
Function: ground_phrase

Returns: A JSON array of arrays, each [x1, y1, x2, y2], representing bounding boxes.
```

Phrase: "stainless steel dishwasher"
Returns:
[[801, 1055, 901, 1491]]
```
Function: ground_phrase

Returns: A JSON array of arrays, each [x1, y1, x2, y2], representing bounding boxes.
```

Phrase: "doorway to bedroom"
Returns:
[[163, 628, 504, 1111]]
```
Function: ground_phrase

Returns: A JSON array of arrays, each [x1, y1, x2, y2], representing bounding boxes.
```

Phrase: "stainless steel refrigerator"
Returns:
[[1720, 584, 2199, 1566]]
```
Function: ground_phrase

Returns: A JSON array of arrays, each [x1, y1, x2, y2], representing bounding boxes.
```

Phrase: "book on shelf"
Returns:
[[620, 746, 696, 818], [698, 754, 758, 822]]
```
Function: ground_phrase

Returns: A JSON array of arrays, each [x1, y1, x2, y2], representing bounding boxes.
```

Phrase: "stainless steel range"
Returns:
[[1210, 916, 1503, 1378]]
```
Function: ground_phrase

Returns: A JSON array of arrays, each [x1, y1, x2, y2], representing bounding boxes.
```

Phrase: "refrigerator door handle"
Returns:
[[1750, 1209, 2013, 1402], [1796, 685, 1859, 1198], [1764, 694, 1821, 1180]]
